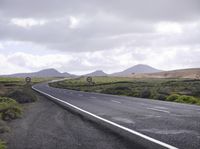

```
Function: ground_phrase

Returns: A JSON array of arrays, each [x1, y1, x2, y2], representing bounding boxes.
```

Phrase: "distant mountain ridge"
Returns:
[[84, 70, 107, 76], [0, 64, 162, 78], [112, 64, 162, 76], [3, 64, 198, 79], [1, 68, 74, 78]]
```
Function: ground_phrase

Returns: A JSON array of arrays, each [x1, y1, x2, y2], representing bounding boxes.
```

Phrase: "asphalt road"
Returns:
[[33, 83, 200, 149], [2, 93, 141, 149]]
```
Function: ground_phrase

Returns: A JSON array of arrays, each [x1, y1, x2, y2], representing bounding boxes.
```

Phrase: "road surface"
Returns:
[[33, 83, 200, 149], [2, 93, 140, 149]]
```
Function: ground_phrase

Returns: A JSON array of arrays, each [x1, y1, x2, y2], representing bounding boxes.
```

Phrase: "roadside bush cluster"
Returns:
[[154, 94, 167, 101], [101, 86, 132, 96], [0, 78, 40, 149], [0, 97, 22, 121], [139, 88, 151, 98], [51, 77, 200, 106], [8, 88, 36, 104], [166, 94, 200, 104]]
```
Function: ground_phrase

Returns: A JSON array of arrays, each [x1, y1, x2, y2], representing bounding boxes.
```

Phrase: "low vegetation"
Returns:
[[7, 87, 37, 103], [0, 97, 22, 121], [50, 76, 200, 105], [0, 77, 52, 148], [0, 140, 6, 149], [166, 94, 200, 104]]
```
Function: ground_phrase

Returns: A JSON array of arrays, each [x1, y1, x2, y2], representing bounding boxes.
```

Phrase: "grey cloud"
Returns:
[[97, 0, 200, 21], [1, 17, 200, 53], [1, 0, 200, 21], [0, 13, 155, 51], [0, 0, 200, 54]]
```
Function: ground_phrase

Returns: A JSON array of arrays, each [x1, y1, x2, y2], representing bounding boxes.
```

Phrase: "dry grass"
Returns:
[[130, 68, 200, 79]]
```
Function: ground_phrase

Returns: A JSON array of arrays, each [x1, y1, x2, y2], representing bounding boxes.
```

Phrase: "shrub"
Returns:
[[0, 97, 22, 121], [129, 91, 140, 97], [7, 88, 36, 103], [115, 86, 131, 91], [155, 94, 167, 101], [101, 86, 131, 96], [140, 88, 151, 98], [175, 95, 198, 104], [0, 140, 6, 149], [166, 94, 180, 101], [167, 94, 199, 104]]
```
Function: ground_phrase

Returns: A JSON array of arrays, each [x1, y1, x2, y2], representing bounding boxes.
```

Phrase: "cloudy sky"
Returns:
[[0, 0, 200, 75]]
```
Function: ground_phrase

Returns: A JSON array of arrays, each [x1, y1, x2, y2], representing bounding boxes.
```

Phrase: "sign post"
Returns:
[[86, 77, 93, 86], [25, 77, 32, 85]]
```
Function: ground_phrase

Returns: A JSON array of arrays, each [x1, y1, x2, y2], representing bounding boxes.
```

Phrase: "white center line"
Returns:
[[147, 108, 170, 113], [111, 100, 121, 104]]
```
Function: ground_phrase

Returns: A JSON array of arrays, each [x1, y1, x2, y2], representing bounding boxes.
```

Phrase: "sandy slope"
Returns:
[[130, 68, 200, 79]]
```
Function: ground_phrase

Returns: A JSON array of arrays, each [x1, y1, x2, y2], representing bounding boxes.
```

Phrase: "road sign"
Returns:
[[25, 77, 31, 84], [86, 77, 92, 83]]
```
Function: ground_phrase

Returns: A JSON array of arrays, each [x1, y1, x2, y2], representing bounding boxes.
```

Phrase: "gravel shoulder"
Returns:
[[1, 93, 141, 149]]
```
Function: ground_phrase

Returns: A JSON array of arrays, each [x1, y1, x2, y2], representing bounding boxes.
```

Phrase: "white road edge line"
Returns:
[[147, 108, 170, 113], [90, 96, 97, 99], [111, 100, 121, 104], [32, 86, 178, 149], [154, 106, 169, 110]]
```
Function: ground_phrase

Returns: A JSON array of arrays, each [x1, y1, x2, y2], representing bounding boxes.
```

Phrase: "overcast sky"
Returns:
[[0, 0, 200, 75]]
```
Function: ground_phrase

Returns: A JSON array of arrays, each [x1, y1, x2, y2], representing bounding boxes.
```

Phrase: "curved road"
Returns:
[[33, 83, 200, 149]]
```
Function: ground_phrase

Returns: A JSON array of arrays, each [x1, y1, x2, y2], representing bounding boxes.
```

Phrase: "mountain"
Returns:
[[112, 64, 162, 76], [131, 68, 200, 79], [85, 70, 107, 76], [1, 68, 75, 78]]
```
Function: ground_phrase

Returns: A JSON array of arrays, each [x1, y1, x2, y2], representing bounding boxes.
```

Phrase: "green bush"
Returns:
[[139, 88, 151, 98], [166, 94, 180, 101], [7, 87, 36, 103], [0, 97, 22, 121], [155, 94, 167, 101], [0, 140, 6, 149], [101, 86, 131, 96], [129, 91, 140, 97], [175, 95, 198, 104], [167, 94, 199, 104]]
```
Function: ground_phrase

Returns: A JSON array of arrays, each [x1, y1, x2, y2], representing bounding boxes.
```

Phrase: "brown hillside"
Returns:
[[130, 68, 200, 79]]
